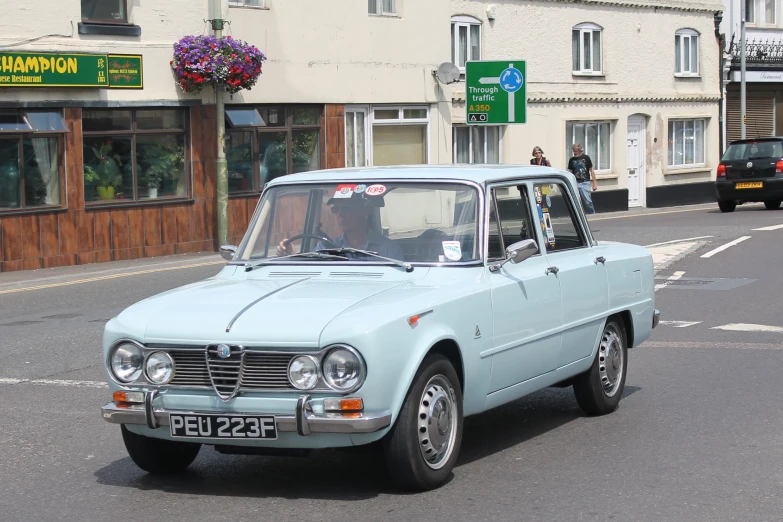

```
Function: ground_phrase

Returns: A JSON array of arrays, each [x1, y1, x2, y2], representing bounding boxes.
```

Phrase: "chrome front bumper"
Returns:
[[653, 309, 661, 329], [101, 391, 392, 436]]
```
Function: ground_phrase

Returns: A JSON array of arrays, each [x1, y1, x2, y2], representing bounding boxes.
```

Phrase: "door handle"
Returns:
[[546, 266, 559, 275], [594, 256, 606, 265]]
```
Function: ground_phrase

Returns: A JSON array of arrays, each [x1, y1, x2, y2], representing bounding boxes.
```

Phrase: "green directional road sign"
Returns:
[[465, 60, 527, 125]]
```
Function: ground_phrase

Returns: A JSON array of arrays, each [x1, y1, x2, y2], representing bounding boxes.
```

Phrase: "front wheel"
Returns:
[[383, 354, 463, 491], [764, 200, 781, 210], [572, 319, 628, 416], [121, 425, 201, 474], [718, 200, 737, 213]]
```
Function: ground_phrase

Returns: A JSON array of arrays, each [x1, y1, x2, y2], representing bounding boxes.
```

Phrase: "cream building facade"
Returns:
[[450, 0, 725, 209]]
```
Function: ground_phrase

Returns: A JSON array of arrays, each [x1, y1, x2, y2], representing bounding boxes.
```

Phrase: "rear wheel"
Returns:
[[573, 319, 628, 416], [764, 200, 781, 210], [383, 354, 463, 491], [121, 425, 201, 474], [718, 200, 737, 213]]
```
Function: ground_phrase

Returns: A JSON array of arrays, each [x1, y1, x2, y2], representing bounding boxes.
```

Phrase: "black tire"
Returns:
[[573, 319, 628, 416], [718, 200, 737, 213], [764, 200, 781, 210], [121, 425, 201, 474], [383, 354, 463, 491]]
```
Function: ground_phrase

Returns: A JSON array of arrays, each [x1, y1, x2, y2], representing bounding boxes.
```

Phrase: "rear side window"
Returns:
[[722, 141, 783, 161]]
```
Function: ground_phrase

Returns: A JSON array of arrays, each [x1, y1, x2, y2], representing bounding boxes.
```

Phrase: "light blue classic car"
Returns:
[[101, 165, 659, 491]]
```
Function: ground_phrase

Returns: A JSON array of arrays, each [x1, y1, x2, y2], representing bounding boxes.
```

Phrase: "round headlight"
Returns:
[[145, 351, 175, 385], [288, 356, 319, 390], [111, 342, 144, 383], [322, 347, 365, 392]]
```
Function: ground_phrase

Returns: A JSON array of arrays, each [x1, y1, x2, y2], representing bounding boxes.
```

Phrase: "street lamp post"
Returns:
[[741, 0, 747, 139], [210, 1, 229, 248]]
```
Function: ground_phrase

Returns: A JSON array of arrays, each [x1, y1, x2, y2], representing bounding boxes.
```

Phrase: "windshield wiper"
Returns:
[[315, 248, 413, 272], [243, 252, 348, 272]]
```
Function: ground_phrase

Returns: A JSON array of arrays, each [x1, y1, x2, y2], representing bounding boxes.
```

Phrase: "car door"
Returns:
[[531, 179, 609, 368], [486, 183, 563, 393]]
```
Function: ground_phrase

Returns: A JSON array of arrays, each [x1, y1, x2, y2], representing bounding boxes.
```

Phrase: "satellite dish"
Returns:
[[434, 62, 460, 85]]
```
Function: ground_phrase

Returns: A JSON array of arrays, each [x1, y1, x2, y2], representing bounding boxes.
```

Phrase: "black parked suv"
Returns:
[[716, 138, 783, 212]]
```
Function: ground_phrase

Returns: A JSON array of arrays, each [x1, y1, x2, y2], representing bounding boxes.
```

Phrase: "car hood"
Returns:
[[118, 277, 408, 346]]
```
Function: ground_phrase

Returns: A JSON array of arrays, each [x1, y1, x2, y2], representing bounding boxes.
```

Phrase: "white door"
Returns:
[[345, 106, 369, 167], [626, 118, 645, 208]]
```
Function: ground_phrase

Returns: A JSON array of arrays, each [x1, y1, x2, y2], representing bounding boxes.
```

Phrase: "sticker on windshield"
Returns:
[[353, 184, 366, 194], [534, 186, 542, 204], [334, 184, 356, 198], [545, 195, 552, 208], [541, 185, 552, 196], [442, 241, 462, 261], [537, 205, 544, 219], [366, 184, 387, 196]]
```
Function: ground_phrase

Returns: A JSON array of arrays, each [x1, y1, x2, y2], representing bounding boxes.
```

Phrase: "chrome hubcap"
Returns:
[[598, 324, 624, 398], [417, 375, 457, 470]]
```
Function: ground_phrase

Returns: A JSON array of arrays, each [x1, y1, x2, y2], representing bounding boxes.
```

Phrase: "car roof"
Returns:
[[266, 164, 574, 187], [728, 137, 783, 145]]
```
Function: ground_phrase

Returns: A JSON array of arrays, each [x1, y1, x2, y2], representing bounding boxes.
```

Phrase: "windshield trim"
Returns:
[[231, 178, 486, 267]]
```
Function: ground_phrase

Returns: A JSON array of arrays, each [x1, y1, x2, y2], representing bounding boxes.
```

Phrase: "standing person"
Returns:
[[530, 146, 551, 166], [567, 143, 598, 214]]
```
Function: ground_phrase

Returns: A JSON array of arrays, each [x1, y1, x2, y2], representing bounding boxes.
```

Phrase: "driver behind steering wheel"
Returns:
[[276, 189, 405, 261]]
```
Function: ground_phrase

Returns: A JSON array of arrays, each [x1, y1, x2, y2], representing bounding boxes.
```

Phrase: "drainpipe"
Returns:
[[210, 1, 229, 248], [715, 11, 725, 155]]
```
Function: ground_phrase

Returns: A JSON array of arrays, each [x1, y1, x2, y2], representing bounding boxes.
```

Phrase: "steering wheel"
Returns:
[[284, 234, 339, 251]]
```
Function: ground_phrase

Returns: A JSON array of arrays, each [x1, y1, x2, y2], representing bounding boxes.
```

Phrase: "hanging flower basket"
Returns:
[[171, 35, 267, 95]]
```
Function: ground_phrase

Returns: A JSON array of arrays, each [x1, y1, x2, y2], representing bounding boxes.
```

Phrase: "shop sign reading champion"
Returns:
[[0, 52, 143, 88], [465, 60, 527, 125]]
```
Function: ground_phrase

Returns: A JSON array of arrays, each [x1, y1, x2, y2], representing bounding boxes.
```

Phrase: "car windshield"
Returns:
[[722, 141, 783, 161], [236, 181, 481, 264]]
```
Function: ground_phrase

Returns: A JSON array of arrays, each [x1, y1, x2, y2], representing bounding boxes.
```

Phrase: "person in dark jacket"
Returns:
[[530, 146, 551, 166]]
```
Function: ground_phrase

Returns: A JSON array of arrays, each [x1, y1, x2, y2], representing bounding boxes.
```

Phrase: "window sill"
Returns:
[[664, 165, 710, 175], [572, 72, 605, 78], [78, 22, 141, 37], [85, 197, 193, 211], [228, 5, 270, 10], [596, 172, 618, 180], [229, 191, 262, 199], [675, 73, 701, 79], [369, 13, 401, 19], [0, 205, 67, 217]]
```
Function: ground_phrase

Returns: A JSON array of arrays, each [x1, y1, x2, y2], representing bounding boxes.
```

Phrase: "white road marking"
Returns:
[[644, 236, 714, 248], [648, 242, 702, 271], [655, 270, 686, 291], [0, 377, 107, 388], [642, 341, 783, 350], [752, 224, 783, 231], [711, 323, 783, 333], [659, 320, 702, 328], [700, 236, 752, 259]]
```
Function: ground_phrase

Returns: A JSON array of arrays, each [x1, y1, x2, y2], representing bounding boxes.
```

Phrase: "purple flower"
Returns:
[[171, 35, 267, 94]]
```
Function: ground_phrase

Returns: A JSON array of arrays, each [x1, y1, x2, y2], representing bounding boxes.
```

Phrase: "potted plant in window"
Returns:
[[84, 142, 123, 200], [139, 142, 185, 199]]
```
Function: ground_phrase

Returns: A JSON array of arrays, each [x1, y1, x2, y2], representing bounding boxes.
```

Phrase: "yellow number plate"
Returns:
[[736, 182, 763, 189]]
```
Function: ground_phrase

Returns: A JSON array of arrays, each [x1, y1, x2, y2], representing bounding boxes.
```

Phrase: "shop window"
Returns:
[[453, 125, 500, 164], [225, 105, 322, 193], [668, 119, 705, 168], [566, 121, 612, 171], [451, 16, 481, 72], [572, 23, 603, 75], [81, 0, 130, 24], [675, 29, 699, 76], [82, 109, 189, 204], [369, 0, 396, 16], [0, 110, 67, 212], [371, 106, 429, 166]]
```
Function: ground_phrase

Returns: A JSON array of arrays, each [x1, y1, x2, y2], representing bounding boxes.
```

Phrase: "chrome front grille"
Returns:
[[168, 348, 295, 393]]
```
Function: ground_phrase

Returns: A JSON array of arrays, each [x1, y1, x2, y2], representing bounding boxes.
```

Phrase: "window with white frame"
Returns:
[[369, 0, 396, 16], [746, 0, 756, 22], [453, 126, 500, 163], [766, 0, 776, 24], [566, 121, 612, 171], [572, 23, 603, 75], [668, 119, 705, 167], [371, 106, 429, 166], [81, 0, 130, 24], [229, 0, 264, 7], [675, 29, 699, 76], [451, 16, 481, 72]]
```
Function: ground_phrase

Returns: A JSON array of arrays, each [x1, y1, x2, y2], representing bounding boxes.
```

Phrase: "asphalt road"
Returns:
[[2, 201, 783, 521]]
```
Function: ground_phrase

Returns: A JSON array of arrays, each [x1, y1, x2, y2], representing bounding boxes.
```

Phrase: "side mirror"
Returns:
[[219, 245, 237, 261], [489, 239, 538, 272]]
